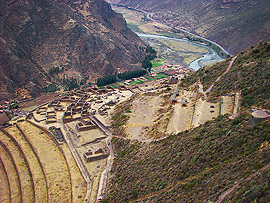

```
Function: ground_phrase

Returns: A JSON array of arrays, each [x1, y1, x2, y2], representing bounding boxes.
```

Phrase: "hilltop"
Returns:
[[104, 42, 270, 202], [0, 0, 146, 100], [107, 0, 270, 55]]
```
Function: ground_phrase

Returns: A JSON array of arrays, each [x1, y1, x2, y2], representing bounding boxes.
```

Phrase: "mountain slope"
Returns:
[[104, 42, 270, 202], [0, 0, 146, 100], [181, 41, 270, 109], [107, 0, 270, 55]]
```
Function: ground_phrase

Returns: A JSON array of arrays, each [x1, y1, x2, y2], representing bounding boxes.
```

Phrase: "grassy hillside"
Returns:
[[181, 42, 270, 109], [104, 42, 270, 202], [106, 116, 269, 202]]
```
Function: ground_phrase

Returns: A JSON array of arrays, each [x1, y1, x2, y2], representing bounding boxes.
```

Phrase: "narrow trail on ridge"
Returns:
[[199, 55, 237, 97], [216, 163, 270, 203]]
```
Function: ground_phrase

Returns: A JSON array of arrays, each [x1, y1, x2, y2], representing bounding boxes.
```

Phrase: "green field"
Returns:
[[157, 31, 182, 38], [155, 73, 169, 79], [117, 82, 125, 86], [145, 76, 154, 81], [127, 23, 144, 33], [152, 58, 166, 68], [110, 84, 118, 89], [130, 79, 144, 86]]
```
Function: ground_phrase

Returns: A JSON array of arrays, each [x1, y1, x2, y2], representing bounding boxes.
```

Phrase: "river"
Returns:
[[110, 4, 227, 71], [137, 33, 224, 71]]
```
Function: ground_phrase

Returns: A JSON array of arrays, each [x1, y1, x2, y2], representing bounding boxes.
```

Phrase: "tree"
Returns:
[[118, 69, 147, 80], [142, 59, 152, 69], [146, 45, 157, 55], [97, 75, 117, 87]]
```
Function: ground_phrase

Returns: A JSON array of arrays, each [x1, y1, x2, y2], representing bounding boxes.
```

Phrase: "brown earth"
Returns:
[[0, 113, 9, 123], [107, 0, 270, 55], [0, 0, 146, 100]]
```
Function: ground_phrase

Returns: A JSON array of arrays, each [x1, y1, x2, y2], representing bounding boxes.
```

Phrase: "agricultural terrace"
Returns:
[[0, 60, 241, 202]]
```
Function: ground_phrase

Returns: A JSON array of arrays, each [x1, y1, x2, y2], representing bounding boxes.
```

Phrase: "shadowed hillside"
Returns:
[[0, 0, 146, 100]]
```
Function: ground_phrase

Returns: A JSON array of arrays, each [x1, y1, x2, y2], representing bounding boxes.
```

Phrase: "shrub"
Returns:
[[252, 49, 260, 54], [131, 189, 138, 198], [232, 118, 241, 125]]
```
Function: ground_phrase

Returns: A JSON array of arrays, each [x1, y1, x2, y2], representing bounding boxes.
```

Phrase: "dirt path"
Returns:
[[91, 116, 114, 201], [199, 55, 238, 96], [216, 163, 270, 203]]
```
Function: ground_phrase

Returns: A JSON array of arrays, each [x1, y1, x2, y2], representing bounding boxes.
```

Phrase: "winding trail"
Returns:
[[216, 163, 270, 203], [199, 55, 237, 97]]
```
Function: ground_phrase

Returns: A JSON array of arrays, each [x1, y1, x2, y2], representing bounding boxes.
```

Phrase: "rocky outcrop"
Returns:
[[0, 0, 146, 100]]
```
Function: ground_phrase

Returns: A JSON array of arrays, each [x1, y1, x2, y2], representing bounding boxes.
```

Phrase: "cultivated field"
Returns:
[[0, 120, 87, 203], [112, 6, 210, 67]]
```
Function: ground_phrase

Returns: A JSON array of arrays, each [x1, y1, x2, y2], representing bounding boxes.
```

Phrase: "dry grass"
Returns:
[[126, 95, 162, 139], [60, 144, 87, 203], [220, 95, 235, 115], [166, 90, 197, 133], [0, 130, 34, 202], [18, 121, 72, 203], [0, 157, 10, 203], [0, 143, 21, 202], [5, 126, 48, 202]]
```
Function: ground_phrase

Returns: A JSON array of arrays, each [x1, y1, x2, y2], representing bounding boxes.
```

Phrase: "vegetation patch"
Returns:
[[127, 23, 143, 33], [154, 73, 169, 79], [106, 115, 270, 202], [151, 58, 166, 68], [105, 42, 270, 202], [111, 96, 137, 137], [180, 42, 270, 109]]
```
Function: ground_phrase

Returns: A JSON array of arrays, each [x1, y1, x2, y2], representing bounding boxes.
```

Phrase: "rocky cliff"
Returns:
[[0, 0, 146, 99], [107, 0, 270, 55]]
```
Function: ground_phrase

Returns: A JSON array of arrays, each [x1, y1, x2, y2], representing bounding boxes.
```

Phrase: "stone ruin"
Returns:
[[48, 100, 60, 107], [49, 126, 65, 143], [83, 148, 107, 163], [76, 119, 97, 132], [63, 110, 75, 123], [249, 109, 270, 125], [62, 100, 93, 123], [37, 106, 47, 115], [46, 110, 57, 124]]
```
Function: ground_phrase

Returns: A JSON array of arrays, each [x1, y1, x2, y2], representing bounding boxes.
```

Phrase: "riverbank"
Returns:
[[111, 3, 231, 58], [111, 4, 226, 70], [137, 33, 224, 70]]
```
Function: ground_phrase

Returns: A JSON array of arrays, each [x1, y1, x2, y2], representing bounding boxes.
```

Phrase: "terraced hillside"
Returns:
[[104, 42, 270, 202], [0, 121, 87, 203]]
